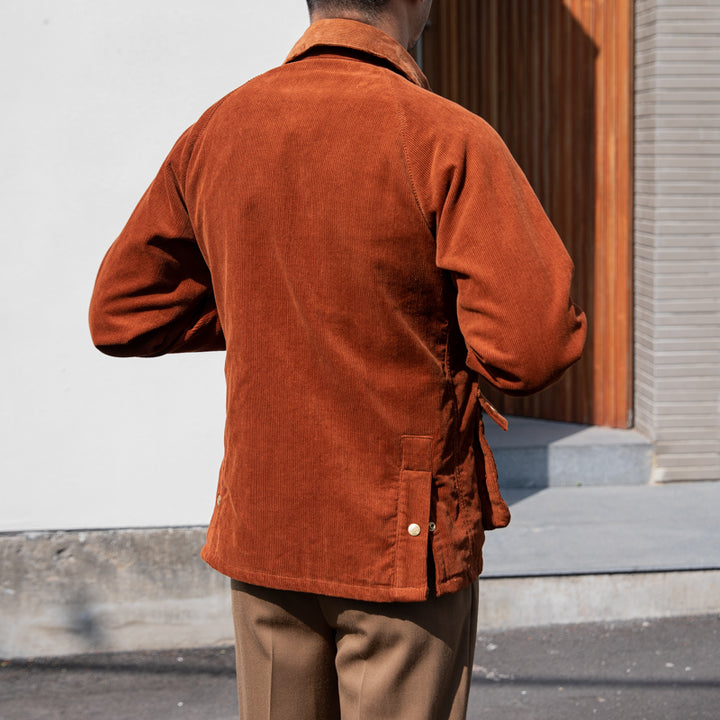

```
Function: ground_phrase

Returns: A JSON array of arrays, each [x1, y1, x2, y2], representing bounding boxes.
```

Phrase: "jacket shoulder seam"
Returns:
[[388, 79, 433, 235]]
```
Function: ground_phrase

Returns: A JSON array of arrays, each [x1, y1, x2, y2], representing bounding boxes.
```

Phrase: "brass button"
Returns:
[[216, 495, 222, 506], [408, 523, 421, 537], [428, 522, 437, 533]]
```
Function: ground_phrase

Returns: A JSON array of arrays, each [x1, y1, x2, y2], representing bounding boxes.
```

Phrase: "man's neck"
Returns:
[[309, 9, 413, 50]]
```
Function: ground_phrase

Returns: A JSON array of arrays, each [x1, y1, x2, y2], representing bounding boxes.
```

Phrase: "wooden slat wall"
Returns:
[[422, 0, 633, 427]]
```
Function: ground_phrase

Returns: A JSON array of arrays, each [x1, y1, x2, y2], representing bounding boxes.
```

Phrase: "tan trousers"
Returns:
[[230, 579, 478, 720]]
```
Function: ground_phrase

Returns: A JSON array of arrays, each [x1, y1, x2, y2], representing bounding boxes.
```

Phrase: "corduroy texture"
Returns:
[[89, 19, 586, 602]]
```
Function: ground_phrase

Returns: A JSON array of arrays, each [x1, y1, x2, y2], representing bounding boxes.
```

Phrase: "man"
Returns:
[[89, 0, 586, 717]]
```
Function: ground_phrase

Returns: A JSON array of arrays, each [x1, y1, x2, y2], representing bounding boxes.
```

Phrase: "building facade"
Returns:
[[634, 0, 720, 481], [423, 0, 719, 482]]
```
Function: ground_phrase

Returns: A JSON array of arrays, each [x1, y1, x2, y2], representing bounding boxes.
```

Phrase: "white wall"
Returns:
[[0, 1, 309, 531]]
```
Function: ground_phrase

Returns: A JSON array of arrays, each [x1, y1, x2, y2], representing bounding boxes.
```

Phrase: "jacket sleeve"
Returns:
[[408, 109, 586, 394], [89, 128, 225, 357]]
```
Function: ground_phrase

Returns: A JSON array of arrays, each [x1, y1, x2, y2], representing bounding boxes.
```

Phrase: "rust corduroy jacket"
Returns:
[[89, 20, 586, 602]]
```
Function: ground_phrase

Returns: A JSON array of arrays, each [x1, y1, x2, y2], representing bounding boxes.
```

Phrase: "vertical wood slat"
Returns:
[[422, 0, 633, 428]]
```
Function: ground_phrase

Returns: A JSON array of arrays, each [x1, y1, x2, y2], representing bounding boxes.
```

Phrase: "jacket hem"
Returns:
[[201, 546, 478, 603]]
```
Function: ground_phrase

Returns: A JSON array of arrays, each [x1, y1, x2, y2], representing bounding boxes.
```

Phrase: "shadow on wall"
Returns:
[[64, 586, 107, 649]]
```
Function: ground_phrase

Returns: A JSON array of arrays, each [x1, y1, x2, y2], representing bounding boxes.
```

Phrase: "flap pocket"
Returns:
[[393, 435, 433, 589]]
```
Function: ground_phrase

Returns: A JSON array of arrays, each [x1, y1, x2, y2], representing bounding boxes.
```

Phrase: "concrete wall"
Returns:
[[1, 528, 232, 658], [4, 526, 720, 658], [0, 2, 308, 532], [634, 0, 720, 481]]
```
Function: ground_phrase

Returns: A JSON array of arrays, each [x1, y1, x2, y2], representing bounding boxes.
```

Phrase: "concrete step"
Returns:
[[484, 416, 653, 488]]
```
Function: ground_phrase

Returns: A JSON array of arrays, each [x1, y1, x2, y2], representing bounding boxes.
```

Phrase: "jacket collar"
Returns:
[[285, 18, 430, 90]]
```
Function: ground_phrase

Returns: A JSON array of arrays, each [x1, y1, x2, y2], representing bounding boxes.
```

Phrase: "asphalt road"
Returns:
[[2, 615, 718, 720]]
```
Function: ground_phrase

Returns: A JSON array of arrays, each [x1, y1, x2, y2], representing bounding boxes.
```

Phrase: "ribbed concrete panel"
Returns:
[[634, 0, 720, 482]]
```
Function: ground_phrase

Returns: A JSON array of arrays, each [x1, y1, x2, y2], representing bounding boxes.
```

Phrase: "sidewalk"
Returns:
[[473, 480, 720, 629], [2, 614, 718, 720], [484, 482, 720, 577]]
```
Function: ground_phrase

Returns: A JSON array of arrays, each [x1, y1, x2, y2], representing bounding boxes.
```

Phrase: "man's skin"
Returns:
[[309, 0, 434, 51]]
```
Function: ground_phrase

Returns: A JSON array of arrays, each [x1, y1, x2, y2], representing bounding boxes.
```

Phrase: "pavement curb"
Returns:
[[476, 569, 720, 630]]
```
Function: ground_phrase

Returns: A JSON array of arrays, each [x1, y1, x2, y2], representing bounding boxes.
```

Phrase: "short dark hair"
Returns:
[[307, 0, 392, 17]]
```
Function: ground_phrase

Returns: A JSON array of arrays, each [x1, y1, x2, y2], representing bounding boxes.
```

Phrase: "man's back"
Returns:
[[191, 24, 482, 601], [90, 18, 585, 603]]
